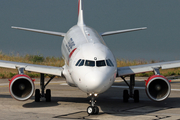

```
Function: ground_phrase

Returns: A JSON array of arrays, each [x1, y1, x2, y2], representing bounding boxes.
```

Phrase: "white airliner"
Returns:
[[1, 0, 180, 115]]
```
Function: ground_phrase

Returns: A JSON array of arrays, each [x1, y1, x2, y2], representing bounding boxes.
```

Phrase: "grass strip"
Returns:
[[0, 51, 179, 78]]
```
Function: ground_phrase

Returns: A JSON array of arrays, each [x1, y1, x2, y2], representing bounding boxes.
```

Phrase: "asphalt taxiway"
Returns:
[[0, 77, 180, 120]]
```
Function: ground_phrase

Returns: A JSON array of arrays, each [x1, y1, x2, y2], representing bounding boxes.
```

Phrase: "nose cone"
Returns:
[[84, 71, 110, 93]]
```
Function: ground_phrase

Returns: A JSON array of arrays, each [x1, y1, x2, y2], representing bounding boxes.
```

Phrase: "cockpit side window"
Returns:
[[106, 60, 111, 66], [96, 60, 106, 67], [85, 60, 95, 67], [108, 59, 114, 67], [79, 60, 85, 66], [75, 59, 81, 66]]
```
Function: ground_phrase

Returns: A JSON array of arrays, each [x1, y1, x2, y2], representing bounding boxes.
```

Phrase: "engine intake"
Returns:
[[9, 74, 35, 101], [145, 75, 171, 102]]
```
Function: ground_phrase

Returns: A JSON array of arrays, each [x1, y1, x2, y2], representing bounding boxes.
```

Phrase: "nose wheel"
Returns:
[[87, 94, 99, 115], [87, 106, 99, 115]]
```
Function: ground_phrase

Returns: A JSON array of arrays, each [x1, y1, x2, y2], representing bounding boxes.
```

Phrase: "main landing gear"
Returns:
[[87, 94, 99, 115], [121, 74, 139, 103], [35, 73, 55, 102]]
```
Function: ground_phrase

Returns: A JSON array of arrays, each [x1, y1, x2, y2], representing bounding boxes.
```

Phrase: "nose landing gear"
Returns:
[[87, 94, 99, 115]]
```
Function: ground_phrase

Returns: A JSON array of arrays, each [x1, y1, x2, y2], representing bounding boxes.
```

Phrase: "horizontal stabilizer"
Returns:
[[101, 27, 147, 36], [11, 26, 66, 37]]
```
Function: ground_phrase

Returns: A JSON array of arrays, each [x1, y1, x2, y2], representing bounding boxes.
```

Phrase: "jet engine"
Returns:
[[145, 75, 171, 102], [9, 74, 35, 101]]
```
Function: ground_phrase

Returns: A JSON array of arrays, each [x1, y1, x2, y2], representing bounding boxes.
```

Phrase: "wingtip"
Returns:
[[11, 26, 17, 29]]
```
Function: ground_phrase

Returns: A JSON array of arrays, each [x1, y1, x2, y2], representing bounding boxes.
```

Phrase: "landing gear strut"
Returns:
[[121, 74, 139, 103], [87, 94, 99, 115], [35, 73, 55, 102]]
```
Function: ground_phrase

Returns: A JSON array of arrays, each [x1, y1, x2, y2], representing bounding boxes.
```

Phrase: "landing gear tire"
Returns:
[[134, 90, 139, 103], [45, 89, 51, 102], [93, 106, 99, 115], [87, 106, 95, 115], [123, 90, 129, 103], [87, 106, 99, 115], [35, 89, 40, 102]]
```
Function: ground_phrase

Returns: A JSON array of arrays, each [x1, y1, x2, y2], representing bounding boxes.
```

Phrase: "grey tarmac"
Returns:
[[0, 77, 180, 120]]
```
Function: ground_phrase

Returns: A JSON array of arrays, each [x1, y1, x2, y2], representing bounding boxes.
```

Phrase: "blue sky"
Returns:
[[0, 0, 180, 61]]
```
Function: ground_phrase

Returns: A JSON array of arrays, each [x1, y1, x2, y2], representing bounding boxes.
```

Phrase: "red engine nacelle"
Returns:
[[145, 75, 171, 102], [9, 74, 35, 101]]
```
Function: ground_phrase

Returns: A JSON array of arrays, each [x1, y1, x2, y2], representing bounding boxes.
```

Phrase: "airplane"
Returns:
[[1, 0, 180, 115]]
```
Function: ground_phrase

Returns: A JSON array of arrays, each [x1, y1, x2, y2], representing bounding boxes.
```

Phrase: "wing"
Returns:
[[117, 60, 180, 76], [0, 60, 63, 76], [100, 27, 147, 36], [11, 26, 66, 37]]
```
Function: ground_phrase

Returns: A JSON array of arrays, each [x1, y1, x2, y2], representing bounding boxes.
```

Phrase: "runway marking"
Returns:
[[126, 106, 170, 113], [0, 83, 9, 86], [0, 81, 66, 86], [115, 79, 145, 82], [1, 81, 180, 91], [60, 83, 68, 85], [112, 86, 145, 89], [171, 89, 180, 91], [112, 86, 180, 91], [115, 79, 180, 82]]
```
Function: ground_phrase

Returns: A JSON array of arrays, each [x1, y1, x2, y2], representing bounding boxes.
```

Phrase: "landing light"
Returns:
[[94, 93, 98, 97], [87, 93, 98, 97]]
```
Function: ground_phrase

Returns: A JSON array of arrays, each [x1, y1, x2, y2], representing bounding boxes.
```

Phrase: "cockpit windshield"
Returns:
[[96, 60, 106, 67], [75, 59, 114, 67], [85, 60, 95, 67]]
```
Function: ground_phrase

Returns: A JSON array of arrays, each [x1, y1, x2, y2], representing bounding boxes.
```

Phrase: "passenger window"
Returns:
[[96, 60, 106, 67], [85, 60, 95, 67], [79, 60, 84, 66], [75, 59, 81, 66]]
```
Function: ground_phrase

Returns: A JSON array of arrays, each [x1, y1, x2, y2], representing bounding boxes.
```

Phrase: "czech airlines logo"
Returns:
[[66, 38, 75, 52]]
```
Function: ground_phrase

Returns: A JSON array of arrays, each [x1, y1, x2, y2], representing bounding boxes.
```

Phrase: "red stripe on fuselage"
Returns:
[[69, 48, 77, 59]]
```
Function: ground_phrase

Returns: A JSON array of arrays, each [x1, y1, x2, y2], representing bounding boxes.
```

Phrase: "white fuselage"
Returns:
[[61, 25, 117, 94]]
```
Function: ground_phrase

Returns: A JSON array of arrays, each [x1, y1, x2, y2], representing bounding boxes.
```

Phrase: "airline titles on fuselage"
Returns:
[[66, 38, 75, 52]]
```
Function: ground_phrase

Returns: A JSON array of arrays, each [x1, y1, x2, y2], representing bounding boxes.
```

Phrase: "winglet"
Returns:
[[77, 0, 85, 26]]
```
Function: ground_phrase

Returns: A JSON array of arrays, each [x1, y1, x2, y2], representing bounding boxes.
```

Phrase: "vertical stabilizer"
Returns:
[[77, 0, 85, 26]]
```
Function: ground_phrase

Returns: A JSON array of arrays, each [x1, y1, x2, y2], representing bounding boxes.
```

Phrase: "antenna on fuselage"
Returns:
[[77, 0, 85, 26]]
